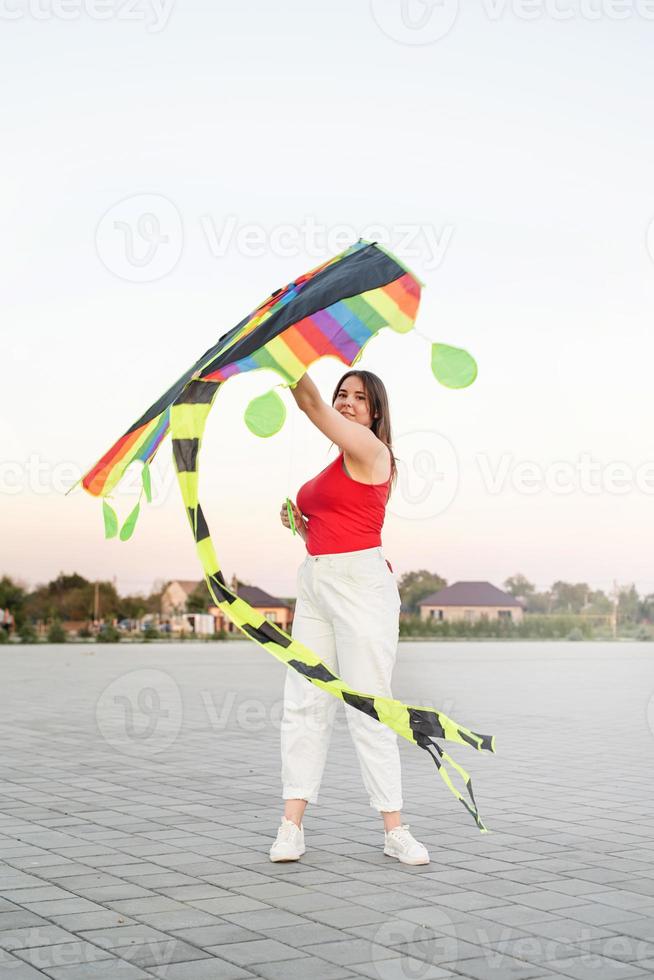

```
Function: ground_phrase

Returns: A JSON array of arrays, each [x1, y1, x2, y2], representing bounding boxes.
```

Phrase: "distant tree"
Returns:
[[397, 570, 447, 615], [118, 594, 149, 620], [618, 584, 640, 625], [585, 589, 612, 615], [523, 590, 552, 614], [550, 581, 590, 615], [47, 620, 66, 643], [639, 593, 654, 623], [25, 574, 121, 623], [19, 623, 38, 644], [0, 575, 27, 627], [145, 583, 165, 614], [503, 574, 535, 599], [187, 581, 211, 613]]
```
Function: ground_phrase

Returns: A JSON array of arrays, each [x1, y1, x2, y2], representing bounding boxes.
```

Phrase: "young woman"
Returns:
[[270, 369, 430, 866]]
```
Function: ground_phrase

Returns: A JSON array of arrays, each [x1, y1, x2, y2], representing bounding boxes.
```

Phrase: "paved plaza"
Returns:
[[0, 640, 653, 979]]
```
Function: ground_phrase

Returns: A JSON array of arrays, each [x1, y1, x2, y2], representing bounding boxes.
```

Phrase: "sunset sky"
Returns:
[[3, 2, 654, 599]]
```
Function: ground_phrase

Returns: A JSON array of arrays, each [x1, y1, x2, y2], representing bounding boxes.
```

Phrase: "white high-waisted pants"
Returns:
[[281, 546, 403, 812]]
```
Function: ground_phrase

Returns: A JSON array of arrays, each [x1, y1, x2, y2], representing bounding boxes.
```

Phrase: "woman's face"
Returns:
[[333, 376, 375, 428]]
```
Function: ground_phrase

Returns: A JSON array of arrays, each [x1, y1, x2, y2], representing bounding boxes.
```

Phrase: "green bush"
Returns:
[[96, 625, 121, 643], [78, 625, 93, 638], [567, 627, 584, 641], [19, 623, 38, 644], [143, 624, 160, 641], [0, 629, 8, 644], [636, 626, 652, 642], [47, 621, 67, 643]]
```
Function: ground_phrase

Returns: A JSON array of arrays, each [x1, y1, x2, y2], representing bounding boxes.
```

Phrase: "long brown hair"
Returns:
[[331, 370, 398, 500]]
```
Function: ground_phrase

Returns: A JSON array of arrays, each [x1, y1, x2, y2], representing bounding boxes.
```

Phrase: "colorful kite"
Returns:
[[80, 240, 493, 831]]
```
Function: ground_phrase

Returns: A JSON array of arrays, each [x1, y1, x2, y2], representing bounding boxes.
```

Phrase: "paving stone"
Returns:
[[188, 895, 269, 915], [46, 959, 153, 979], [563, 904, 650, 926], [263, 891, 345, 913], [440, 953, 546, 978], [146, 959, 254, 980], [0, 910, 50, 930], [78, 924, 174, 950], [0, 947, 54, 979], [131, 908, 225, 930], [568, 934, 654, 964], [252, 957, 354, 980], [1, 887, 75, 903], [168, 922, 261, 947], [0, 924, 78, 950], [307, 905, 389, 928], [110, 938, 211, 968], [219, 907, 307, 930], [20, 897, 106, 916], [50, 910, 136, 930], [534, 955, 647, 980], [352, 956, 456, 979], [12, 939, 113, 970], [263, 920, 347, 945], [209, 937, 308, 965], [304, 937, 398, 966]]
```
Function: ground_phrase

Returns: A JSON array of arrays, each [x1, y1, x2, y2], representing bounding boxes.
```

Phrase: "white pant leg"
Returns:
[[280, 561, 339, 804], [321, 550, 404, 812]]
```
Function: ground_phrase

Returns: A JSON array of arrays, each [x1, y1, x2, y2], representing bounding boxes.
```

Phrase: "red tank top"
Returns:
[[296, 451, 390, 556]]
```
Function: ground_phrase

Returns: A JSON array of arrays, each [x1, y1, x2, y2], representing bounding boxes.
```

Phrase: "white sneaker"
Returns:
[[384, 824, 430, 865], [269, 817, 305, 862]]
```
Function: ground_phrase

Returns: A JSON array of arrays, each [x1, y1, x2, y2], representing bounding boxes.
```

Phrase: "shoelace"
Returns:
[[387, 824, 415, 847], [277, 821, 298, 843]]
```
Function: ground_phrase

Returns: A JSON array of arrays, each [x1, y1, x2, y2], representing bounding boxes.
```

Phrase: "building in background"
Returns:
[[162, 577, 293, 634], [210, 576, 293, 634], [419, 582, 523, 624], [160, 580, 202, 617]]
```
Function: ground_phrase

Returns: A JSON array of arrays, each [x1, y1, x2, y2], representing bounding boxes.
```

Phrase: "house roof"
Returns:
[[419, 581, 522, 608], [235, 583, 291, 610], [167, 579, 290, 610], [166, 580, 202, 595]]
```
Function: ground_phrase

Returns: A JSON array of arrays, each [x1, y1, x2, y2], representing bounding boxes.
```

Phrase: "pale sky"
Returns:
[[3, 1, 654, 598]]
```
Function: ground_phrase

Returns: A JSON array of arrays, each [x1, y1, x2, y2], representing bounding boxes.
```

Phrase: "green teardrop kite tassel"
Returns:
[[244, 389, 286, 438], [119, 502, 141, 541], [431, 343, 478, 389], [102, 500, 118, 539], [142, 462, 152, 503]]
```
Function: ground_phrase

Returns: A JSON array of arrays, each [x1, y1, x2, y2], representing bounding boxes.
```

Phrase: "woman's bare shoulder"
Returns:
[[343, 441, 391, 485]]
